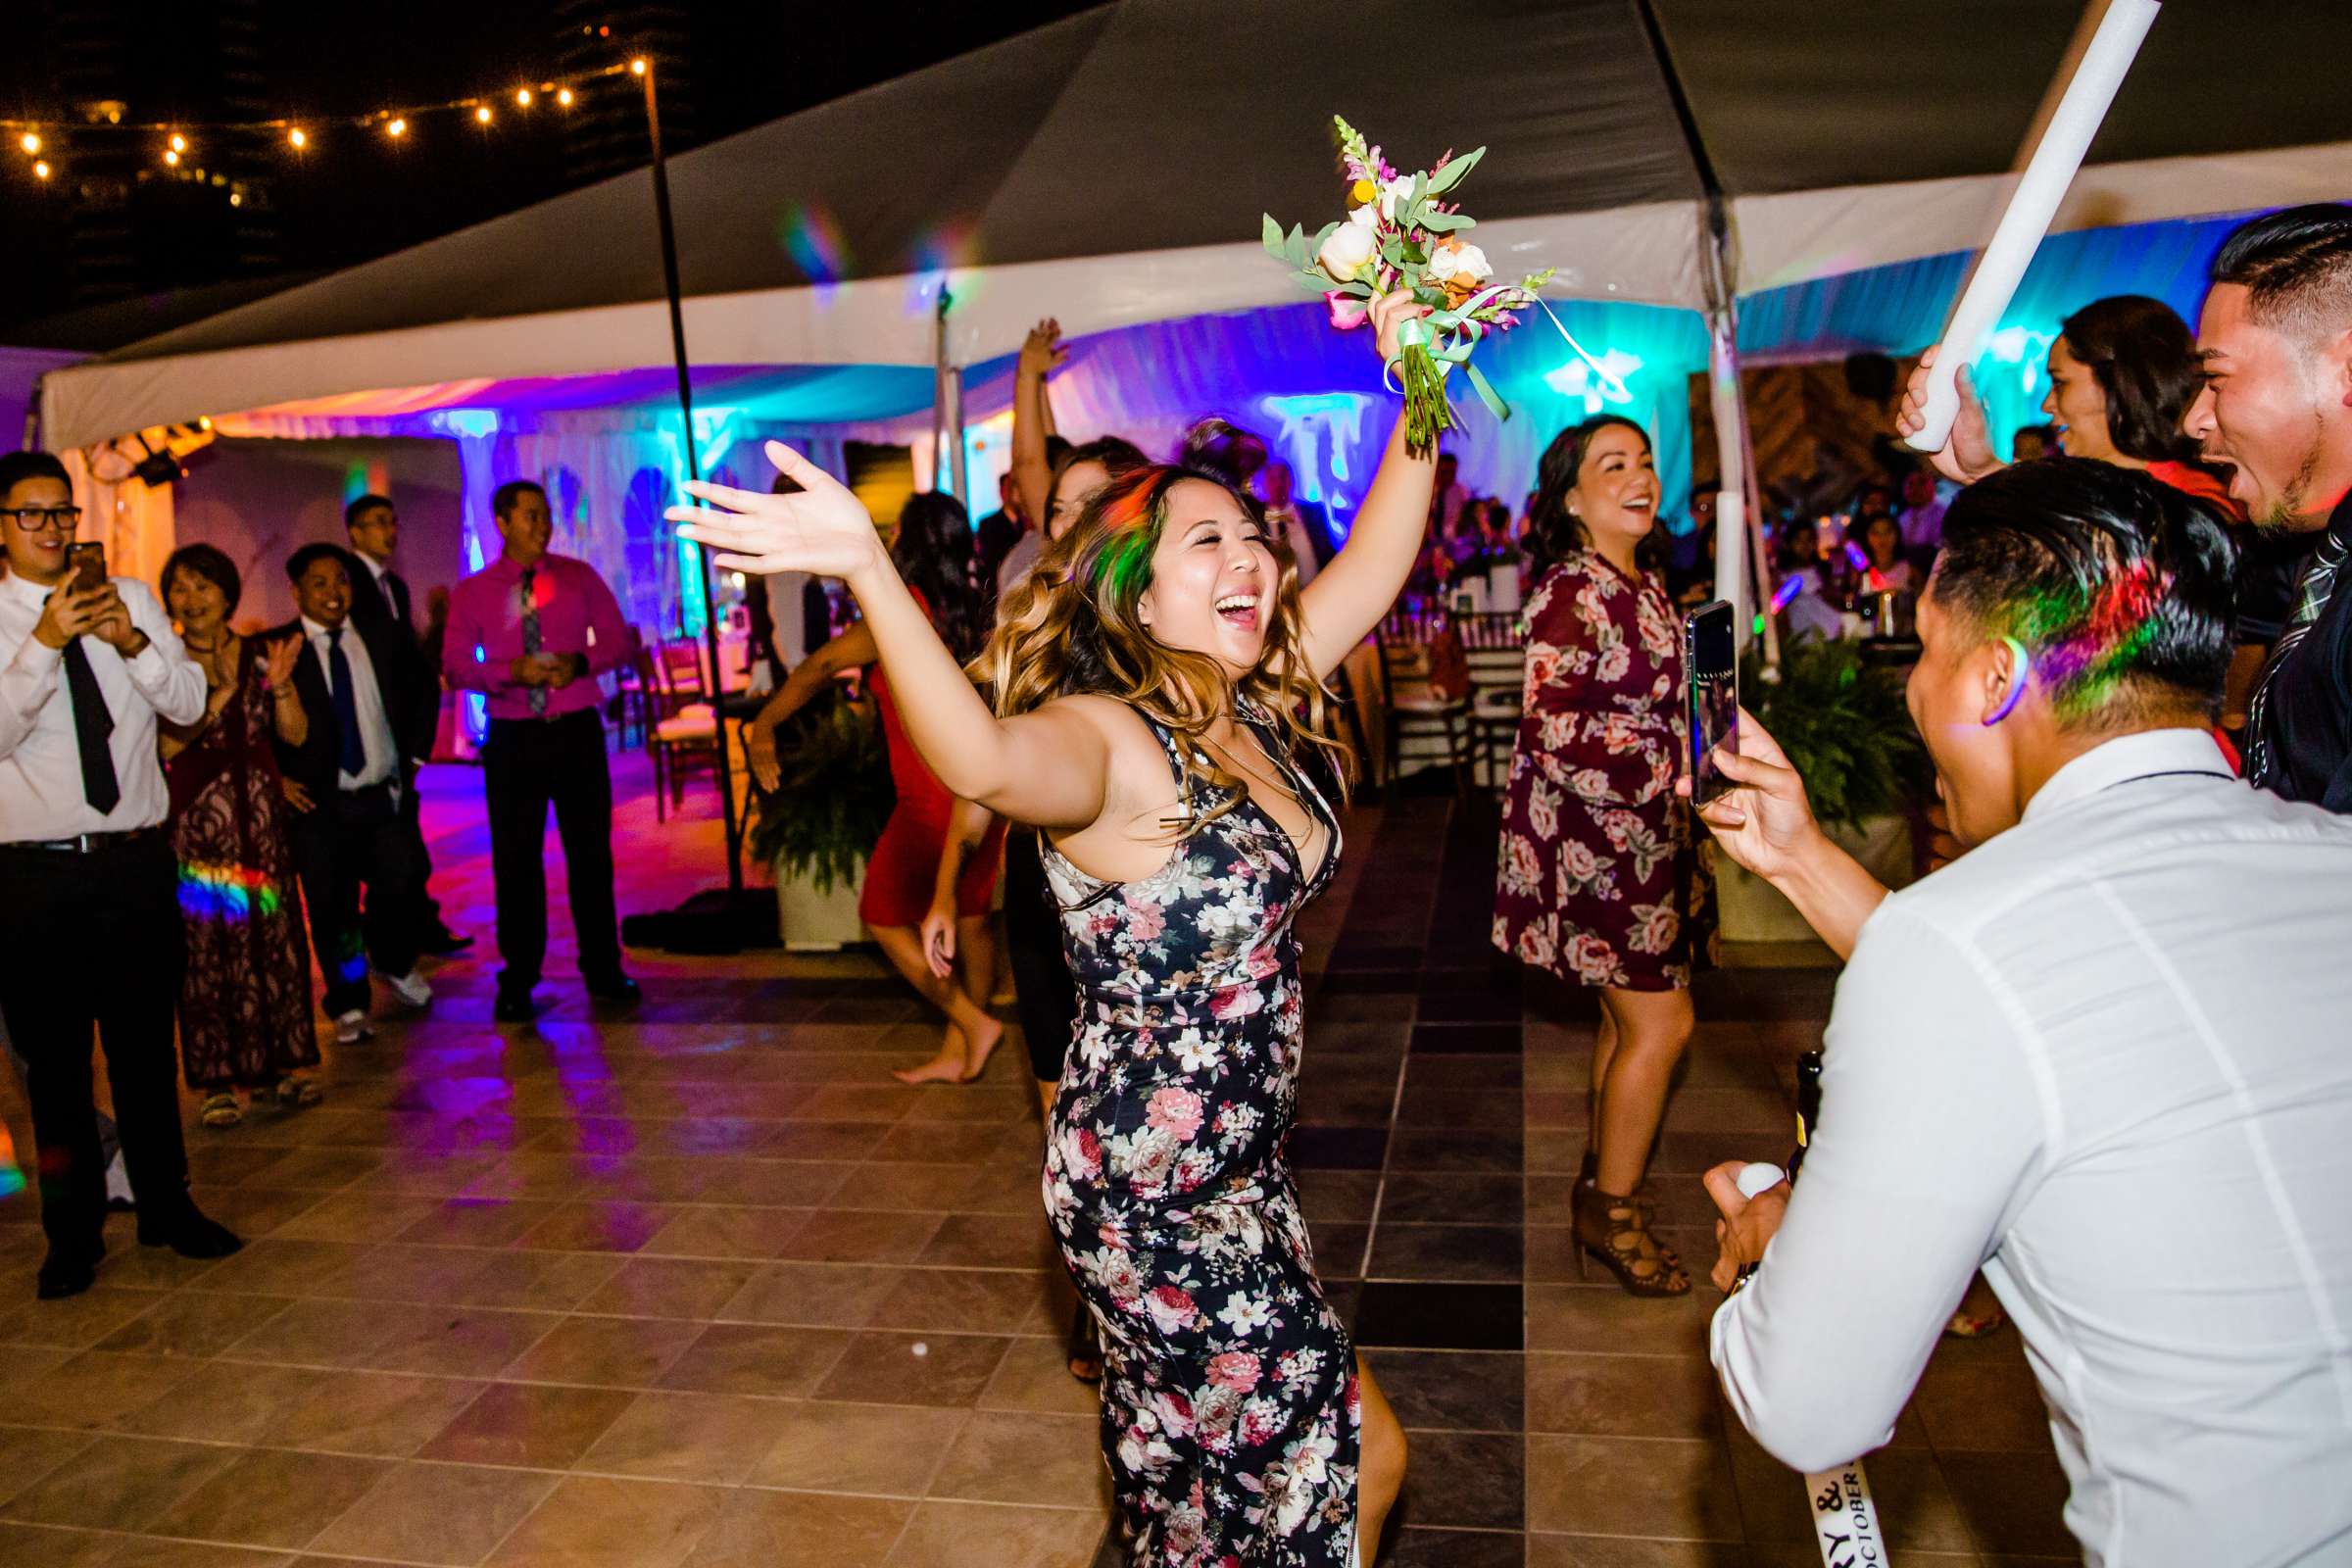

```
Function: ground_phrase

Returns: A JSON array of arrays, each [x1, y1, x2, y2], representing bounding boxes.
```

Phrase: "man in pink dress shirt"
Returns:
[[443, 480, 639, 1022]]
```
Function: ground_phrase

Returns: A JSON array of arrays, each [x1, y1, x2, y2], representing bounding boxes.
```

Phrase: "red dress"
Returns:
[[1492, 551, 1714, 991], [858, 594, 1008, 927]]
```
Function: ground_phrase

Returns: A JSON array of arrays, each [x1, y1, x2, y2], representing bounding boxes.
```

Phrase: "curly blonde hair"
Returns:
[[977, 464, 1354, 832]]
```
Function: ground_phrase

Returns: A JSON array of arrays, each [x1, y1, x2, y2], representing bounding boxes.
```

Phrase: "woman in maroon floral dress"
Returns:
[[1494, 416, 1713, 1297]]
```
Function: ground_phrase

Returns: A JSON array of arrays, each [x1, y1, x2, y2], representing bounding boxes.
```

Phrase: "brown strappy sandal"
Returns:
[[1573, 1176, 1690, 1297], [1576, 1150, 1679, 1269]]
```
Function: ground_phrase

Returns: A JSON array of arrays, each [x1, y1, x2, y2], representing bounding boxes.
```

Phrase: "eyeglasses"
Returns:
[[0, 507, 81, 532]]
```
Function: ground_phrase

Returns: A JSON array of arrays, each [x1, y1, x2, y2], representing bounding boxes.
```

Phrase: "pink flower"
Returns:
[[1563, 840, 1601, 882], [1124, 896, 1167, 942], [1145, 1284, 1199, 1334], [1325, 291, 1368, 330], [1206, 1351, 1263, 1392], [1146, 1086, 1205, 1142], [1568, 933, 1621, 984], [1210, 986, 1264, 1022]]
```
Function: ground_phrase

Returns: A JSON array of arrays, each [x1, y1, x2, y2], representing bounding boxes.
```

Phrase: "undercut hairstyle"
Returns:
[[1524, 415, 1659, 577], [890, 491, 987, 664], [162, 543, 242, 614], [2056, 296, 2208, 466], [1929, 459, 2238, 729], [285, 542, 352, 584], [491, 479, 546, 520], [0, 450, 71, 501], [2210, 204, 2352, 346], [983, 463, 1354, 828], [344, 493, 394, 531]]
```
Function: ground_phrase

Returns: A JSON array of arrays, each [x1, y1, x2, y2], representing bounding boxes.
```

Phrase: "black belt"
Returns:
[[3, 823, 164, 855]]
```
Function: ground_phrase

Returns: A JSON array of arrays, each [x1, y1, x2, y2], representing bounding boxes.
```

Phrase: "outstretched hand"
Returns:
[[261, 634, 303, 692], [1896, 347, 2003, 485], [668, 442, 890, 582], [1017, 319, 1067, 380], [1676, 706, 1824, 884], [1368, 288, 1432, 373]]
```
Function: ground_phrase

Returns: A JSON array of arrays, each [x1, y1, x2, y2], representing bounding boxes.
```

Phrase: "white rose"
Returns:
[[1430, 239, 1493, 285], [1376, 174, 1416, 221], [1347, 202, 1379, 232], [1316, 220, 1377, 284]]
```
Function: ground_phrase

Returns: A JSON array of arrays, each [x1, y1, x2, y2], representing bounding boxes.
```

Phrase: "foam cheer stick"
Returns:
[[1905, 0, 2162, 454]]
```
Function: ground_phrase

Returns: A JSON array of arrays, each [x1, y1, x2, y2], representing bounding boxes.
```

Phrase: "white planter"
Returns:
[[1717, 814, 1915, 945], [773, 855, 869, 952]]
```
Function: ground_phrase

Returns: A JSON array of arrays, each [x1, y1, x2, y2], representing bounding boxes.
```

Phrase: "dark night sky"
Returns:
[[0, 1, 1101, 345]]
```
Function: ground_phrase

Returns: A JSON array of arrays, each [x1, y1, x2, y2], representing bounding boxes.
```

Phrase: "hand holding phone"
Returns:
[[67, 542, 107, 596], [1684, 602, 1740, 808]]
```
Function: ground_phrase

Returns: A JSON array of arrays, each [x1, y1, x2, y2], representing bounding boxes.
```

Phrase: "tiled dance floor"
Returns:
[[0, 754, 2069, 1566]]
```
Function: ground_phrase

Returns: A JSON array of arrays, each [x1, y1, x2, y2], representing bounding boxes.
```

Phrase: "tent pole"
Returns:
[[933, 286, 968, 507], [642, 53, 745, 895]]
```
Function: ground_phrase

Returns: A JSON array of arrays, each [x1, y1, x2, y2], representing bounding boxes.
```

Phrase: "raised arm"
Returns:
[[743, 619, 875, 793], [1297, 292, 1439, 678], [1010, 320, 1065, 528], [671, 444, 1112, 832]]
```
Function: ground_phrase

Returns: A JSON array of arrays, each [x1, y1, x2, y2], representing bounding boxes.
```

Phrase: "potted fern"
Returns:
[[747, 689, 894, 952], [1717, 638, 1932, 944]]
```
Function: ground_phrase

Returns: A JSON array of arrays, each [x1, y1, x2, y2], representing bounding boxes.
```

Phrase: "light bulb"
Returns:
[[557, 87, 575, 107], [228, 191, 242, 206], [515, 88, 532, 108], [32, 160, 50, 180], [387, 118, 407, 138], [164, 148, 179, 167], [288, 126, 307, 149], [169, 133, 186, 152], [474, 105, 492, 124], [630, 57, 648, 74], [18, 132, 37, 155]]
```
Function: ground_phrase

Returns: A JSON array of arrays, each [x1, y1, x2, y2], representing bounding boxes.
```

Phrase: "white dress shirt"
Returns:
[[0, 571, 205, 841], [301, 615, 397, 791], [1712, 728, 2352, 1567]]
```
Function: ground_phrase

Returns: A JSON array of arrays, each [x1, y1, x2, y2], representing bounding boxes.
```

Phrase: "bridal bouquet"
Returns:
[[1264, 116, 1554, 455]]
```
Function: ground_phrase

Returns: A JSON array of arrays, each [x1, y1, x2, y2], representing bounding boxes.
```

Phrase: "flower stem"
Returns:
[[1398, 344, 1453, 458]]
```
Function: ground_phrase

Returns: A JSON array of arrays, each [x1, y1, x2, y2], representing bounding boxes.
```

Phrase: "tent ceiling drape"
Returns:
[[38, 0, 2352, 450]]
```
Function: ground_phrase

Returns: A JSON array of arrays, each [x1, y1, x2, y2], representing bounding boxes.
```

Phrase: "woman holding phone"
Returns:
[[670, 290, 1430, 1568], [1493, 415, 1713, 1298]]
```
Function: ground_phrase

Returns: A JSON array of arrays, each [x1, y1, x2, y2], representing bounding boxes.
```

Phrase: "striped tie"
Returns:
[[2245, 520, 2348, 787]]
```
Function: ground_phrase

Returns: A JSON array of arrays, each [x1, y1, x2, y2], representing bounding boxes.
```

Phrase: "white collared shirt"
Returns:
[[0, 570, 205, 841], [1712, 728, 2352, 1568], [301, 615, 396, 790]]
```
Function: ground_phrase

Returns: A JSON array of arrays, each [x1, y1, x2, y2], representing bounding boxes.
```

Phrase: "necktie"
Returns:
[[59, 639, 120, 815], [327, 626, 368, 778], [387, 569, 412, 632], [2245, 520, 2348, 786], [519, 566, 548, 716]]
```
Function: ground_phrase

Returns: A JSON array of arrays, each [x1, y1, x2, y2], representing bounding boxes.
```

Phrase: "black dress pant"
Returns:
[[291, 781, 422, 1017], [0, 834, 192, 1255], [401, 772, 449, 939], [1003, 828, 1078, 1086], [482, 710, 621, 992]]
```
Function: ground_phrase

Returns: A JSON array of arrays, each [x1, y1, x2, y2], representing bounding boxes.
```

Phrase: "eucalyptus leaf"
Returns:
[[1426, 145, 1487, 196], [1419, 210, 1476, 233], [1261, 213, 1285, 257]]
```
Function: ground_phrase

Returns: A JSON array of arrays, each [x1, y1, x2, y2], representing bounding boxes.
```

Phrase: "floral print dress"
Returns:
[[1041, 705, 1358, 1567], [1493, 550, 1714, 991]]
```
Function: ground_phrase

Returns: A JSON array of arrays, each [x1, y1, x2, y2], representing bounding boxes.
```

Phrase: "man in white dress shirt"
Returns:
[[1692, 459, 2352, 1567], [271, 543, 433, 1047], [0, 451, 243, 1299]]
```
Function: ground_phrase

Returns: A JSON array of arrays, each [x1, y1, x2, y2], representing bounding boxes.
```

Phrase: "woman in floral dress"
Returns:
[[1494, 416, 1714, 1297], [671, 292, 1434, 1567]]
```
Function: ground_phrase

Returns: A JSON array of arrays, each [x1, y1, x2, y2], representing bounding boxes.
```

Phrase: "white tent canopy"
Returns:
[[39, 0, 2352, 450]]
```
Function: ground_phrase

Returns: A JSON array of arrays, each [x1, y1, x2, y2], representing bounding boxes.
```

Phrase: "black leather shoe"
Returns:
[[585, 973, 642, 1006], [494, 989, 540, 1023], [420, 928, 474, 956], [36, 1243, 102, 1300], [137, 1208, 243, 1259]]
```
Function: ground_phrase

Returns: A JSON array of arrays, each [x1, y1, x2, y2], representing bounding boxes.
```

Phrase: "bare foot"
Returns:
[[893, 1024, 969, 1086], [957, 1014, 1005, 1083]]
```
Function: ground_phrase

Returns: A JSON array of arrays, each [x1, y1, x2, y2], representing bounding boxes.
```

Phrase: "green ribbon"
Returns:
[[1383, 283, 1524, 424]]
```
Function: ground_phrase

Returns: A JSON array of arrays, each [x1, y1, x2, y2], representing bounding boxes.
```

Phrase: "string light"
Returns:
[[32, 160, 49, 180], [287, 126, 307, 149], [630, 57, 648, 74], [228, 192, 242, 206], [169, 133, 187, 153], [514, 88, 532, 108], [473, 105, 493, 124], [387, 117, 407, 138], [557, 87, 575, 107], [17, 132, 36, 155], [164, 148, 180, 167]]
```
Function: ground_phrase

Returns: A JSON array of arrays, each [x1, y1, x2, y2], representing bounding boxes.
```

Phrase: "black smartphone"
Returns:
[[67, 542, 107, 595], [1684, 600, 1739, 807]]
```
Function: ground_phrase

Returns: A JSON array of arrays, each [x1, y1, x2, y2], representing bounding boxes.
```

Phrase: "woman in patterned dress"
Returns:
[[1494, 416, 1714, 1297], [672, 292, 1435, 1567], [158, 545, 322, 1127]]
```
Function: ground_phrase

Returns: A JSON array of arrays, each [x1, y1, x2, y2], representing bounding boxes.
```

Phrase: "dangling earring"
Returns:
[[1983, 635, 2031, 726]]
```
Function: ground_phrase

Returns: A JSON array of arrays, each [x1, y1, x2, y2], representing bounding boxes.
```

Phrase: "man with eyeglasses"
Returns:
[[0, 450, 242, 1299]]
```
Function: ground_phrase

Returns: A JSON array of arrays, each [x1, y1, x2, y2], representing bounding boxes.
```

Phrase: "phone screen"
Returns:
[[67, 543, 107, 596], [1685, 600, 1739, 807]]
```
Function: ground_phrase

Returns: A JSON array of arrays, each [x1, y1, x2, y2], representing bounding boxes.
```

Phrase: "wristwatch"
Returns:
[[1729, 1260, 1761, 1296]]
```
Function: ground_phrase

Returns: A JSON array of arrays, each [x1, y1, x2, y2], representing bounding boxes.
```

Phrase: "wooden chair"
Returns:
[[1373, 609, 1471, 798], [612, 629, 655, 751], [648, 637, 720, 821], [1454, 611, 1526, 792]]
